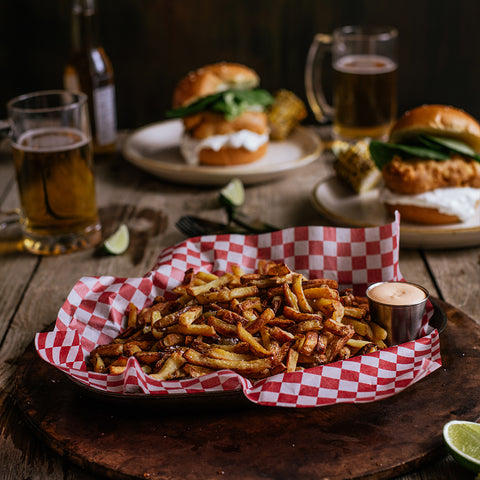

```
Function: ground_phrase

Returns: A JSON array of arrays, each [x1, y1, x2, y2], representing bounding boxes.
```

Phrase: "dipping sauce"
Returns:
[[366, 281, 429, 345], [367, 281, 427, 306]]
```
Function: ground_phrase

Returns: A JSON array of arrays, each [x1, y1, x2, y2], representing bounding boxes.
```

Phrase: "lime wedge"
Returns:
[[103, 224, 130, 255], [219, 178, 245, 209], [444, 420, 480, 473]]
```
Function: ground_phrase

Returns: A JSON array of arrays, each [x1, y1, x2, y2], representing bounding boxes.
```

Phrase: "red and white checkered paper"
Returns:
[[35, 212, 442, 408]]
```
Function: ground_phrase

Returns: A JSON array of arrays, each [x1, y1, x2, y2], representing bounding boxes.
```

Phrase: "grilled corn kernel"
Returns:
[[332, 140, 381, 194], [267, 89, 307, 140]]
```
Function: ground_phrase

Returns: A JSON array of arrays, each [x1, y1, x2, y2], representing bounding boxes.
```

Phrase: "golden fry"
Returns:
[[371, 322, 388, 341], [127, 303, 138, 328], [87, 262, 387, 381], [283, 282, 299, 310], [343, 306, 367, 319], [183, 348, 273, 375], [237, 322, 271, 357], [183, 363, 215, 378], [206, 347, 258, 362], [292, 274, 314, 313], [283, 306, 323, 323], [343, 318, 370, 337], [178, 305, 203, 326], [293, 319, 323, 334], [91, 343, 123, 357], [299, 331, 318, 356], [91, 353, 106, 373], [286, 347, 299, 372], [246, 307, 275, 334], [207, 316, 238, 337], [167, 323, 216, 337], [150, 351, 186, 381], [304, 286, 339, 300], [187, 273, 233, 297]]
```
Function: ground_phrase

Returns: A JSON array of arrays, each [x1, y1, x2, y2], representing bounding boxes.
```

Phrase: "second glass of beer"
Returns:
[[6, 90, 102, 255], [305, 26, 398, 141]]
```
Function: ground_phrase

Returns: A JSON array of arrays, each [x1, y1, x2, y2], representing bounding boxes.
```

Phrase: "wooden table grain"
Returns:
[[0, 130, 479, 480]]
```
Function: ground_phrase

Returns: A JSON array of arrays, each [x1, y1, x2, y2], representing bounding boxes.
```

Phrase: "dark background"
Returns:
[[1, 0, 479, 130]]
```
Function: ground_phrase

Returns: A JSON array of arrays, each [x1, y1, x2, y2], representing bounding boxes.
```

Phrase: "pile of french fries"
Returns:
[[87, 261, 388, 381]]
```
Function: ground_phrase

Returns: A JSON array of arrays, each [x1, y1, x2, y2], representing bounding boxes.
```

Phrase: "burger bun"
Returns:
[[198, 143, 268, 166], [173, 63, 260, 108], [389, 104, 480, 151], [384, 204, 465, 225]]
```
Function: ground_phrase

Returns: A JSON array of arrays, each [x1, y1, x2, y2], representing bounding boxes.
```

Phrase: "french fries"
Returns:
[[87, 262, 388, 381]]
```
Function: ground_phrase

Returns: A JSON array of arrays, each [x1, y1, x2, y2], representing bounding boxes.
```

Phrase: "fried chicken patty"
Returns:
[[183, 111, 268, 139], [382, 155, 480, 194]]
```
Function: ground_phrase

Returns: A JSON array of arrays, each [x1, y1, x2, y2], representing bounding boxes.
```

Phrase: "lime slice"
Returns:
[[443, 420, 480, 473], [219, 178, 245, 209], [103, 224, 130, 255]]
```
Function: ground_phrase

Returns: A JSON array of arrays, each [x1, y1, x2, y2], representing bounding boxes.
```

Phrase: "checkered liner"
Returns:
[[35, 213, 442, 408]]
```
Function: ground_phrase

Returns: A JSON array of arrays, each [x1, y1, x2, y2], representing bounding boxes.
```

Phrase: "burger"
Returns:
[[369, 104, 480, 224], [166, 62, 274, 166]]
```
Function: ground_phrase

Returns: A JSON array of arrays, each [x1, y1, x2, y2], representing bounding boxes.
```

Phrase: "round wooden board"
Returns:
[[14, 299, 480, 480]]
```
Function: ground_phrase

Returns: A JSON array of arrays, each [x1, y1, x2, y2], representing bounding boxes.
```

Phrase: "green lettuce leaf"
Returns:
[[369, 140, 450, 170], [369, 133, 480, 169], [166, 89, 274, 121], [420, 134, 480, 161]]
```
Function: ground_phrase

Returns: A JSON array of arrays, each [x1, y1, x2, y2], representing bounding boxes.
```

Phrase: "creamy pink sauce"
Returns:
[[367, 282, 426, 305]]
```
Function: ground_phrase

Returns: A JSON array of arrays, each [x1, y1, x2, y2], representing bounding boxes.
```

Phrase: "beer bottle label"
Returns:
[[93, 84, 117, 146], [64, 67, 81, 92]]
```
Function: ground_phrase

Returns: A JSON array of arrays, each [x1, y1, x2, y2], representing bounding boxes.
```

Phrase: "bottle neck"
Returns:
[[71, 0, 100, 51]]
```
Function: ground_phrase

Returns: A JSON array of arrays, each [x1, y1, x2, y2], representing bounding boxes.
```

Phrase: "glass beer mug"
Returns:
[[305, 25, 398, 141], [0, 90, 102, 255]]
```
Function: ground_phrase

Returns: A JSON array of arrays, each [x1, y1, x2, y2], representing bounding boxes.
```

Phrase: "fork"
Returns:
[[230, 210, 278, 233], [176, 216, 247, 237]]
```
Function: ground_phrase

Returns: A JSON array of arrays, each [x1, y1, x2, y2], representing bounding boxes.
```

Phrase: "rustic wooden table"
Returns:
[[0, 129, 479, 480]]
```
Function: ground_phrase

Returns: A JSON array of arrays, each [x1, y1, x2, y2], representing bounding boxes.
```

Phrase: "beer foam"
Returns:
[[334, 54, 397, 74], [15, 127, 90, 152]]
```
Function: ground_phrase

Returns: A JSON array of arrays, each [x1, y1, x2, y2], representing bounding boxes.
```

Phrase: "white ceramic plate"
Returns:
[[311, 177, 480, 249], [122, 120, 323, 185]]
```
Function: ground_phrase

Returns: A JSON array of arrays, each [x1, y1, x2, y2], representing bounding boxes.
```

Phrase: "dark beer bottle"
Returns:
[[64, 0, 117, 154]]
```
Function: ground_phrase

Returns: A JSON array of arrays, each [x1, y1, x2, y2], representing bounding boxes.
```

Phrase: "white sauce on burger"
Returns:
[[380, 187, 480, 222], [180, 130, 269, 166]]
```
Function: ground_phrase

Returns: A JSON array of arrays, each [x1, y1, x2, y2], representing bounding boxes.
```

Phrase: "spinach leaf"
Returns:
[[166, 91, 225, 118], [166, 89, 274, 120], [421, 134, 480, 161], [369, 140, 450, 169], [417, 134, 451, 153]]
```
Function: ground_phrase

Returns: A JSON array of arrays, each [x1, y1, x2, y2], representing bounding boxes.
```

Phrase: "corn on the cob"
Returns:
[[267, 89, 307, 140], [332, 140, 381, 194]]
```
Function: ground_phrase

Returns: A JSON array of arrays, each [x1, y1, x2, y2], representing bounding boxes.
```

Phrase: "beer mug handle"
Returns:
[[305, 33, 334, 123], [0, 120, 19, 237]]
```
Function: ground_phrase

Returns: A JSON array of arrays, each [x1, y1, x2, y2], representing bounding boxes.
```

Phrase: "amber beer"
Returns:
[[12, 127, 100, 251], [333, 54, 398, 140]]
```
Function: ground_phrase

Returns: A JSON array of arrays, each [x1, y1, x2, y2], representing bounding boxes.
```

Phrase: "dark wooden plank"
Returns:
[[0, 134, 472, 480], [14, 300, 479, 480], [424, 248, 480, 324]]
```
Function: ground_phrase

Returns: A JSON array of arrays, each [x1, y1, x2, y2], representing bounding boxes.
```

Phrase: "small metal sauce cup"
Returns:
[[366, 281, 429, 346]]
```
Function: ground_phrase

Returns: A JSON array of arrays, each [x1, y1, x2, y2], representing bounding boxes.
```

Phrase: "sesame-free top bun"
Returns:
[[389, 104, 480, 152], [173, 62, 260, 108]]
